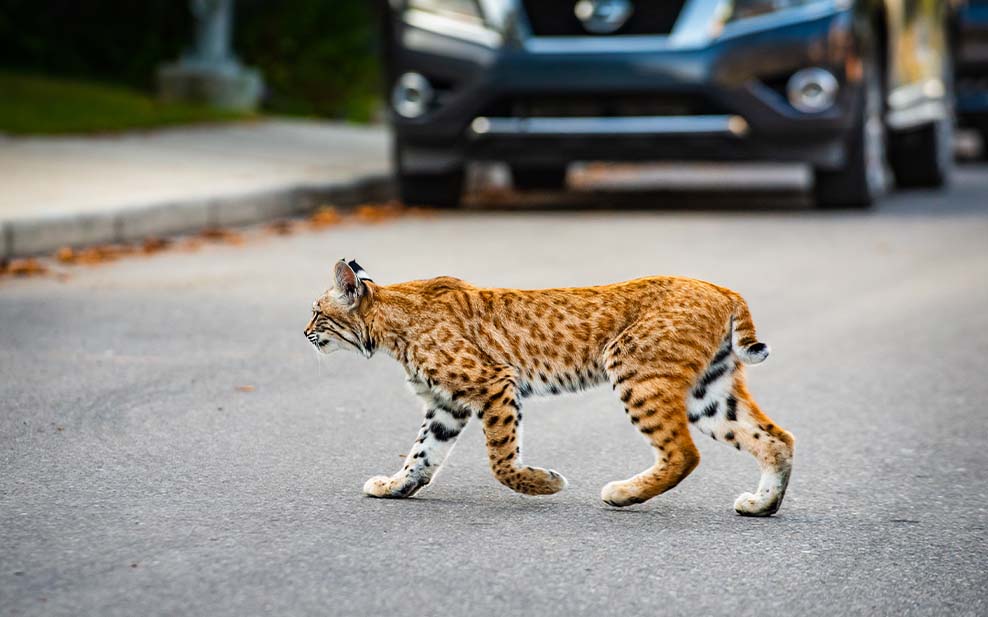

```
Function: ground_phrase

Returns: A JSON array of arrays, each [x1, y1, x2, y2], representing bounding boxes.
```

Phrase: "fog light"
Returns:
[[787, 68, 838, 113], [728, 115, 750, 137], [392, 72, 433, 119]]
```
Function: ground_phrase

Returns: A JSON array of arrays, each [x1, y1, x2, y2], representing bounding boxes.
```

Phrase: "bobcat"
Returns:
[[305, 260, 794, 516]]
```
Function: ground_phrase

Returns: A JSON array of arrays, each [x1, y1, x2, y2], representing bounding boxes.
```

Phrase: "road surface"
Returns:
[[2, 165, 987, 616]]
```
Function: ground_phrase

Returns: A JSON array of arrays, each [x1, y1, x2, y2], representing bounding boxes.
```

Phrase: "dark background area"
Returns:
[[0, 0, 381, 121]]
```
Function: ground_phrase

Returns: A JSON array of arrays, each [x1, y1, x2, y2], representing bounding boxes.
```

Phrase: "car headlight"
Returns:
[[406, 0, 484, 24], [726, 0, 828, 22]]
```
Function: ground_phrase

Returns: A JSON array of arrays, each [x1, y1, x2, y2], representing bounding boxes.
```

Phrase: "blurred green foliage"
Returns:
[[0, 71, 251, 135], [238, 1, 381, 121], [0, 0, 381, 122]]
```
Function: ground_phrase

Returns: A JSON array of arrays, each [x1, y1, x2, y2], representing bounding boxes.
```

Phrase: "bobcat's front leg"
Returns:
[[363, 400, 470, 499], [479, 375, 567, 496]]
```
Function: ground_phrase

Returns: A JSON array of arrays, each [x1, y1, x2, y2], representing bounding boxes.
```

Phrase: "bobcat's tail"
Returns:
[[731, 295, 770, 365]]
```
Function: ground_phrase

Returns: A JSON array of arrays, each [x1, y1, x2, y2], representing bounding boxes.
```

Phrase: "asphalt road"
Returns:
[[3, 165, 987, 617]]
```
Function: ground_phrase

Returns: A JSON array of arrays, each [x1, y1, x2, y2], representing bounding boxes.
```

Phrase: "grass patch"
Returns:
[[0, 72, 254, 135]]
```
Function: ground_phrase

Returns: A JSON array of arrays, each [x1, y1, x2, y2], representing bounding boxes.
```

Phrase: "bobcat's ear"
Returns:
[[333, 259, 365, 307], [346, 259, 373, 283]]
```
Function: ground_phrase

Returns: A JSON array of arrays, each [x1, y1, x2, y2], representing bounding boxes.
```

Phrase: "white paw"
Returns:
[[548, 469, 569, 491], [600, 480, 645, 507], [734, 491, 781, 517], [363, 475, 393, 498]]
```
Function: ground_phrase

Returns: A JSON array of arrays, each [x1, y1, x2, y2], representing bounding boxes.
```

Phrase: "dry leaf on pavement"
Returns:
[[199, 227, 245, 244], [352, 202, 406, 223], [266, 220, 296, 235], [141, 237, 172, 254], [1, 258, 48, 277], [309, 206, 343, 228]]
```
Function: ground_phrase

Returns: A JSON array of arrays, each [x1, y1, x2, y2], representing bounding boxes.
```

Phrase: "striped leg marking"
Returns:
[[363, 402, 470, 498]]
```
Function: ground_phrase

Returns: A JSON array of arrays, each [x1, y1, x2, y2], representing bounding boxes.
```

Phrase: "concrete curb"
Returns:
[[0, 174, 394, 258]]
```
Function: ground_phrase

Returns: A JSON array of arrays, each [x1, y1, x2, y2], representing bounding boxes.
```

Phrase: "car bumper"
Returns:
[[391, 5, 862, 172]]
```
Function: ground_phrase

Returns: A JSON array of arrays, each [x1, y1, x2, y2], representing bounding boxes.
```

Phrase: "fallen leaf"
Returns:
[[199, 227, 244, 245], [55, 247, 76, 263], [352, 202, 406, 223], [235, 385, 256, 392], [266, 220, 295, 235], [57, 244, 138, 266], [178, 238, 204, 252], [309, 206, 343, 228], [141, 237, 172, 254], [3, 258, 48, 277]]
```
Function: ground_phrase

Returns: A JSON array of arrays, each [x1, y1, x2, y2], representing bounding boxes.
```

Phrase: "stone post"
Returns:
[[157, 0, 263, 111]]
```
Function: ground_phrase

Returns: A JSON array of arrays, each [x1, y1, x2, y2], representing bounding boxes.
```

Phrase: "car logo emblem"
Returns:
[[574, 0, 634, 34]]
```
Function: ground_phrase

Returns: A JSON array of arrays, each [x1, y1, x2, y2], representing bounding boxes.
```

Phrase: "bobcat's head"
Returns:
[[305, 259, 374, 356]]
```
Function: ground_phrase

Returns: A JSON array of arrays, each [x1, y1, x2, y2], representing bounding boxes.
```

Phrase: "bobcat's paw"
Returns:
[[363, 475, 394, 498], [542, 469, 569, 494], [502, 467, 568, 495], [524, 468, 568, 495], [734, 491, 782, 517], [363, 474, 428, 499], [601, 480, 646, 508]]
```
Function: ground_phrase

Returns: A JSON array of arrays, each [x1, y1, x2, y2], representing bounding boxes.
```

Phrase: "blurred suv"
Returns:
[[380, 0, 957, 208], [956, 0, 988, 153]]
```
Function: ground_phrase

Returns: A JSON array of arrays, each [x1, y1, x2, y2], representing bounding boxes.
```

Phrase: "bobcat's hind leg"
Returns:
[[729, 382, 793, 516], [691, 367, 794, 516], [601, 326, 703, 507]]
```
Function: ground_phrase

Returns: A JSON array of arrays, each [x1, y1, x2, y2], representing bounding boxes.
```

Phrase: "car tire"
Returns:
[[393, 136, 464, 208], [397, 170, 464, 208], [888, 119, 954, 187], [510, 165, 568, 191], [888, 50, 954, 187], [813, 48, 889, 209]]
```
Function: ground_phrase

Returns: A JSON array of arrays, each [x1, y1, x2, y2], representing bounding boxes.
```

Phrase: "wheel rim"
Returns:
[[863, 61, 890, 198]]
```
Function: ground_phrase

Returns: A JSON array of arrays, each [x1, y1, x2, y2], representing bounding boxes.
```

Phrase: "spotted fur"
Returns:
[[305, 260, 795, 516]]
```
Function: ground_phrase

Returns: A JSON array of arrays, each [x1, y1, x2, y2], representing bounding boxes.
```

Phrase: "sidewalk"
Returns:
[[0, 119, 391, 257]]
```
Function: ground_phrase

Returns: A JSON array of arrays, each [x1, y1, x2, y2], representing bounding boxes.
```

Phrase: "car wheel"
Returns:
[[510, 165, 568, 191], [888, 118, 954, 187], [397, 169, 464, 208], [813, 48, 889, 208], [393, 137, 464, 208], [888, 52, 954, 187]]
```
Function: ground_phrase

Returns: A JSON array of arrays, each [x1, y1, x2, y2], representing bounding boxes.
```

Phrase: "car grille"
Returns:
[[483, 93, 726, 119], [520, 0, 687, 37]]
